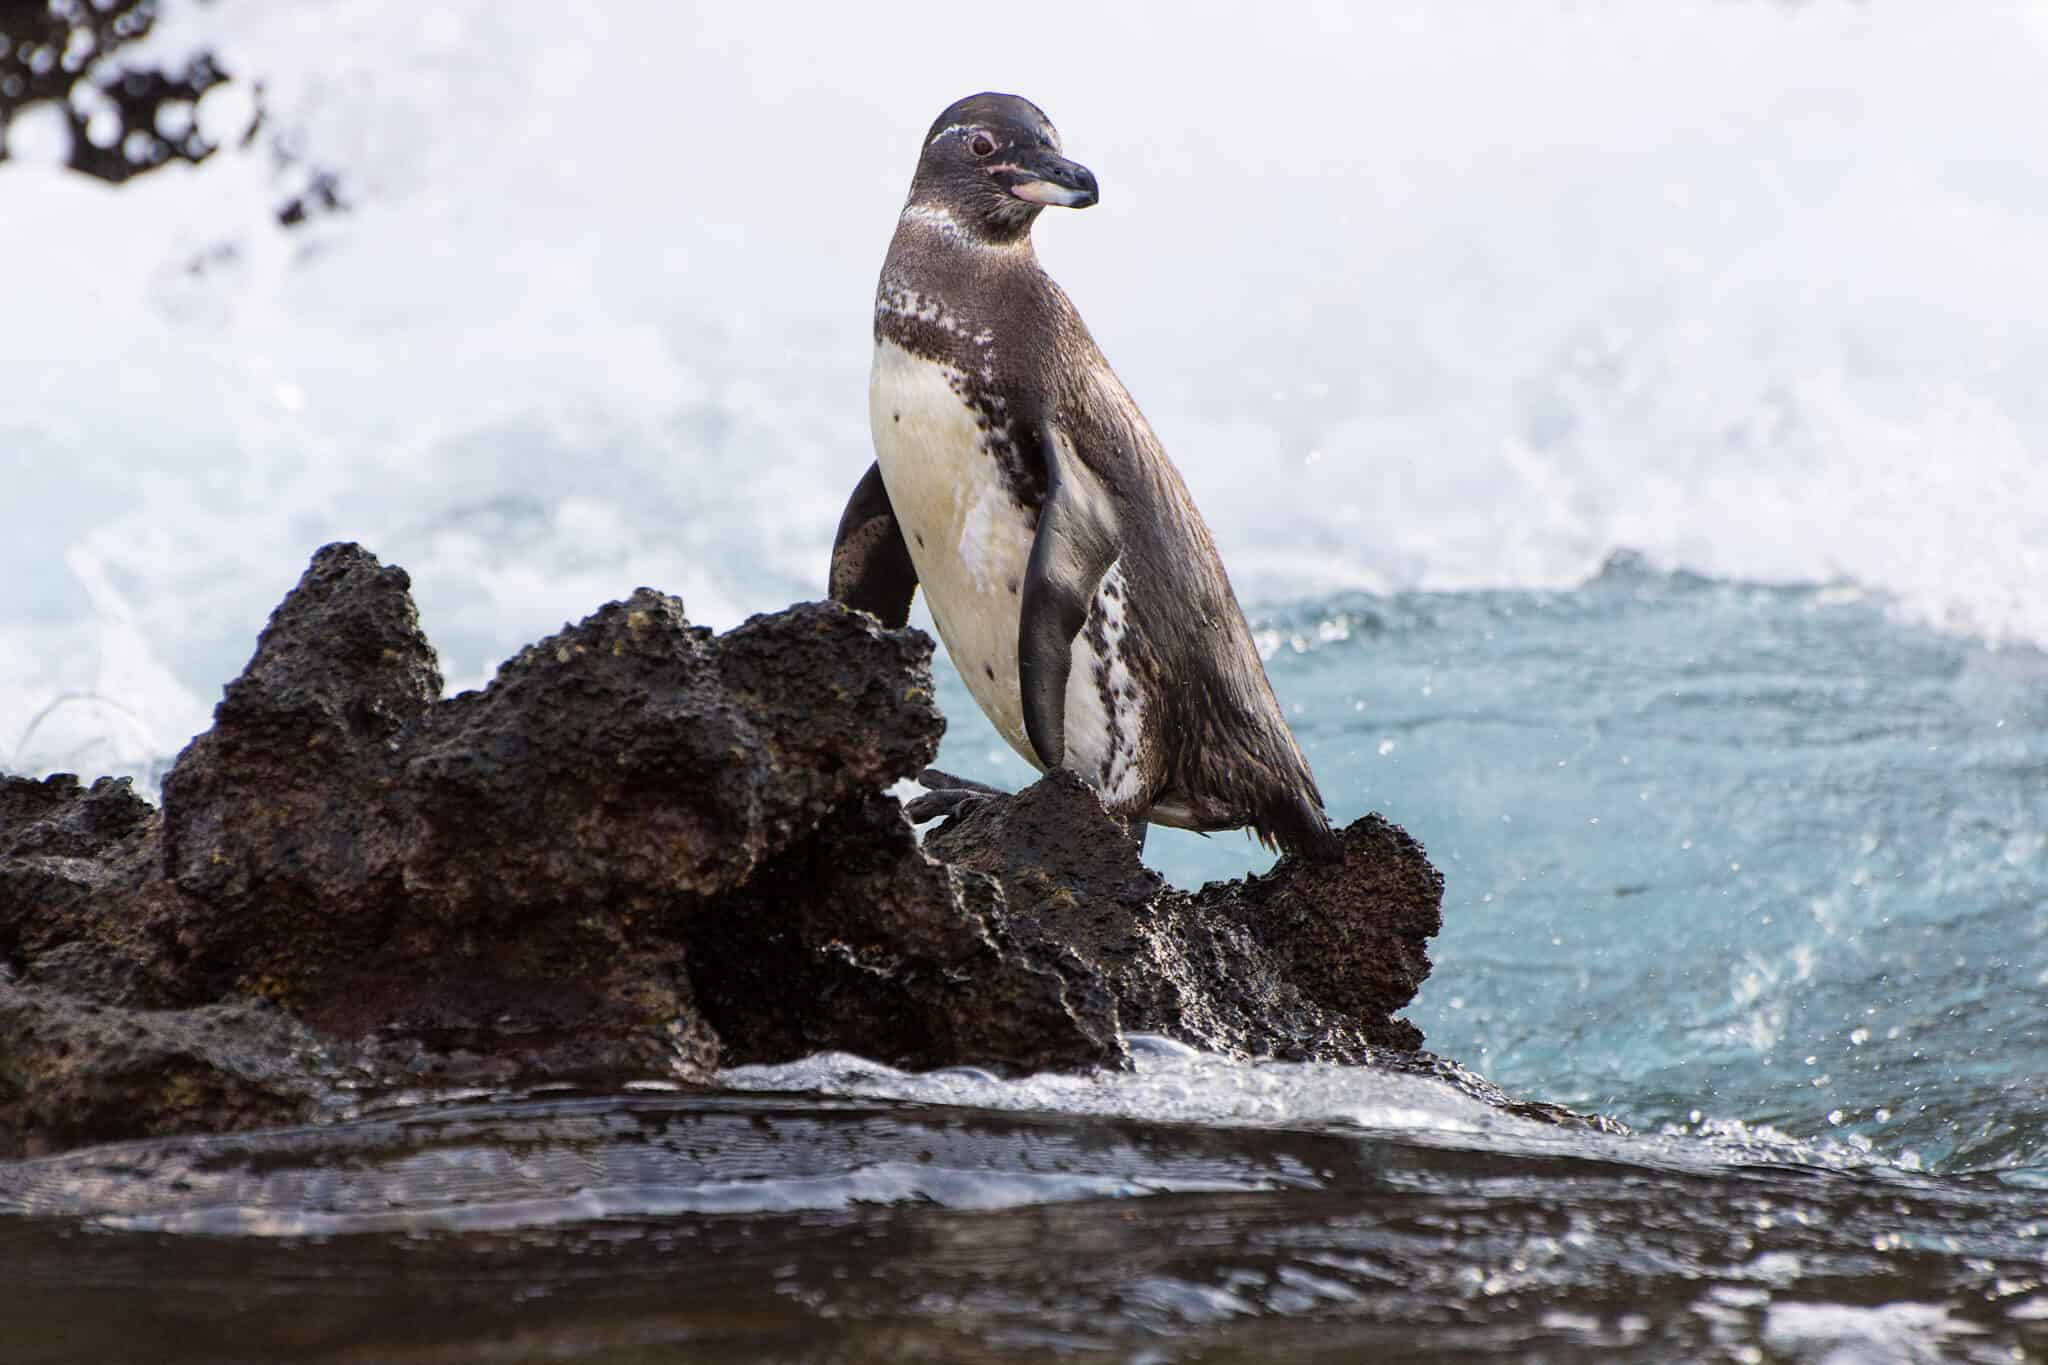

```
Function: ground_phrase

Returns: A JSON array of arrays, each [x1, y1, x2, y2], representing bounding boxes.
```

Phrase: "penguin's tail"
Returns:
[[1257, 788, 1345, 864]]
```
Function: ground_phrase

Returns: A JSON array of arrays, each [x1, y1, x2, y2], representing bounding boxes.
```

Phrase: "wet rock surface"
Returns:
[[0, 542, 1447, 1157], [691, 791, 1121, 1075], [0, 983, 340, 1160], [925, 771, 1440, 1061], [148, 542, 945, 1091], [0, 773, 192, 1011]]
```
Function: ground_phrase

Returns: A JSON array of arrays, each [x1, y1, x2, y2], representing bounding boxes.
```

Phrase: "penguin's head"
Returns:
[[908, 92, 1098, 243]]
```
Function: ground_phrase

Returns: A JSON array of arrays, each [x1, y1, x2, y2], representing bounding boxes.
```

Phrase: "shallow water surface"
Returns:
[[2, 1057, 2044, 1362]]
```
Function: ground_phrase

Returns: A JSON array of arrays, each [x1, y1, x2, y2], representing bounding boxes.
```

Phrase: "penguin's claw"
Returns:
[[916, 768, 1007, 797], [904, 768, 1010, 824], [904, 788, 992, 823]]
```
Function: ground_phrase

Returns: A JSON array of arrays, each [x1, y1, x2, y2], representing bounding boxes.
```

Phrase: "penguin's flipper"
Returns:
[[1019, 429, 1120, 770], [829, 461, 919, 628]]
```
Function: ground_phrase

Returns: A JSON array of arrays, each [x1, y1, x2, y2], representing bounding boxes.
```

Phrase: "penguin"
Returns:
[[830, 92, 1342, 862]]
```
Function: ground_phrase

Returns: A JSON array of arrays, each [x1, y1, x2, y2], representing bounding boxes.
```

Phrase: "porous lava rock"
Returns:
[[690, 791, 1121, 1074], [0, 540, 1452, 1157], [925, 771, 1440, 1060], [151, 543, 948, 1086], [0, 983, 340, 1160], [0, 773, 192, 1009]]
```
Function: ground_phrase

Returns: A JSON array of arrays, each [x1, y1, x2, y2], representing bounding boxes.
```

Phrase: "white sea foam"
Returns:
[[721, 1039, 1530, 1139], [3, 1, 2045, 783]]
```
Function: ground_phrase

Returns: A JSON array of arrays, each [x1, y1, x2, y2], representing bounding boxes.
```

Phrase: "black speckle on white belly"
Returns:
[[1063, 559, 1147, 808]]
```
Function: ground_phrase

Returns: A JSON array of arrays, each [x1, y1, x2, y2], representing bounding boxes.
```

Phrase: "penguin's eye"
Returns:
[[967, 132, 997, 158]]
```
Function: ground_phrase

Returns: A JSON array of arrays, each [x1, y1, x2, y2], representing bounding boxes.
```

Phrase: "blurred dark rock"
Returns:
[[0, 0, 231, 182], [0, 540, 1449, 1157], [0, 0, 343, 224]]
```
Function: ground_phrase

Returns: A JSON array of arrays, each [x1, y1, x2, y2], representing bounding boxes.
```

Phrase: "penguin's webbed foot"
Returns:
[[903, 767, 1009, 824]]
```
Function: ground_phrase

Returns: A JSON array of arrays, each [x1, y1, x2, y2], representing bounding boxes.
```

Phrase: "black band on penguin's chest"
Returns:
[[875, 264, 1053, 513]]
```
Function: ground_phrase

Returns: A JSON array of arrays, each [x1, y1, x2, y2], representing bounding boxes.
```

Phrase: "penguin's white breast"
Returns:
[[869, 337, 1039, 766]]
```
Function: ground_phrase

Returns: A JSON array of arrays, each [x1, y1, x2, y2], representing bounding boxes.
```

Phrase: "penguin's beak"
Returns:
[[1002, 154, 1099, 209]]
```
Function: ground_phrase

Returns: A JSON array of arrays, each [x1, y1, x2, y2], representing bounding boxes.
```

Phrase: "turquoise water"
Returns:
[[933, 559, 2048, 1174]]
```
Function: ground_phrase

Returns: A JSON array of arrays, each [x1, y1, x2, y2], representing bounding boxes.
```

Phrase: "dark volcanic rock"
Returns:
[[0, 982, 338, 1159], [0, 773, 190, 1008], [149, 543, 943, 1084], [926, 771, 1440, 1059], [693, 792, 1120, 1074], [1, 770, 157, 859], [159, 546, 442, 975], [398, 594, 942, 919], [0, 540, 1456, 1156], [1195, 814, 1442, 1045]]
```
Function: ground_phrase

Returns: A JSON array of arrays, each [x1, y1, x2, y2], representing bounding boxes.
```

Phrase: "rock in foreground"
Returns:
[[925, 771, 1440, 1060], [0, 543, 1444, 1157]]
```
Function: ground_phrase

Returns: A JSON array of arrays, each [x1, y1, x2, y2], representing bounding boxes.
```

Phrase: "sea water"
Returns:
[[935, 560, 2048, 1174], [1, 2, 2044, 1357]]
